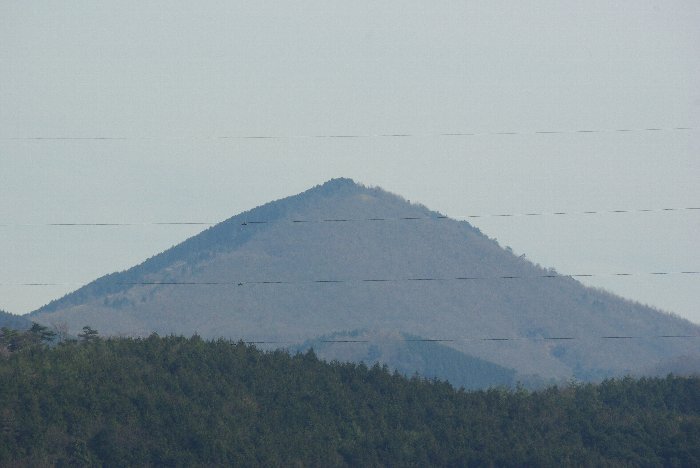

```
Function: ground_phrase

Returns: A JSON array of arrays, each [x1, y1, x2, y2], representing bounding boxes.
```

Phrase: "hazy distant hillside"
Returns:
[[297, 330, 517, 390], [30, 178, 700, 381], [0, 309, 31, 329], [643, 355, 700, 378]]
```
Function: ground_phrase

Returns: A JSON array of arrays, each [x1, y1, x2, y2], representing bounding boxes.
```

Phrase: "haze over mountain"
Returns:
[[0, 309, 32, 330], [30, 179, 700, 382], [296, 329, 517, 390]]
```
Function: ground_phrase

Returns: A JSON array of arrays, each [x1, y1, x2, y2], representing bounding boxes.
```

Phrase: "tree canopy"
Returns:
[[0, 328, 698, 466]]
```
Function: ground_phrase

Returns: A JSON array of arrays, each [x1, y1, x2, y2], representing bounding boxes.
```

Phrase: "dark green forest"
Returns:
[[1, 327, 698, 466]]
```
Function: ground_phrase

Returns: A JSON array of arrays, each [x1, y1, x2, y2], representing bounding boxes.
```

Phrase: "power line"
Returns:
[[1, 206, 697, 227], [242, 334, 700, 345], [0, 328, 695, 344], [1, 126, 693, 141], [219, 127, 695, 139], [240, 207, 699, 225], [2, 270, 698, 287], [0, 222, 215, 227]]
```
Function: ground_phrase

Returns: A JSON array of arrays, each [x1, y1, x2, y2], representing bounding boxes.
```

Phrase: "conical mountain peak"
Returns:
[[316, 177, 362, 192], [29, 180, 700, 383], [296, 177, 383, 205]]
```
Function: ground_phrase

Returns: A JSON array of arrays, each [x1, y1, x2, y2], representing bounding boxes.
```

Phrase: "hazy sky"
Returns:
[[2, 1, 699, 323]]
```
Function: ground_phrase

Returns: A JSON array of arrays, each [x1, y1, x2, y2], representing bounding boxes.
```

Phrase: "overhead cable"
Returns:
[[1, 206, 697, 228], [1, 126, 693, 141], [2, 270, 698, 287], [241, 334, 700, 345]]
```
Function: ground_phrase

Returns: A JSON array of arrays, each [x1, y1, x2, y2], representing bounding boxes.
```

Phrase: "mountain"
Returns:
[[0, 309, 32, 330], [30, 178, 700, 382]]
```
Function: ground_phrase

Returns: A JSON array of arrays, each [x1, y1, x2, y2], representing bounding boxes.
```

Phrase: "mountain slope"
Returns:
[[30, 178, 700, 380], [297, 329, 517, 390], [0, 309, 32, 330]]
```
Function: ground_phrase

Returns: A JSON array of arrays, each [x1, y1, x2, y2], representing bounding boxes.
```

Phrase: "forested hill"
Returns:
[[0, 309, 31, 329], [1, 331, 698, 466]]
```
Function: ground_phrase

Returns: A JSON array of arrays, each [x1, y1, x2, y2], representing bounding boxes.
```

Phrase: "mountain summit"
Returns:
[[30, 179, 699, 382]]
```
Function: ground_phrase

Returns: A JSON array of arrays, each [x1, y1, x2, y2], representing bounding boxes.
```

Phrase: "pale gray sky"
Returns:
[[1, 1, 699, 322]]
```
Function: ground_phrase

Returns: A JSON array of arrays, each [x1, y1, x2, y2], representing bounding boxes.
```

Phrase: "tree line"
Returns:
[[0, 326, 698, 466]]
